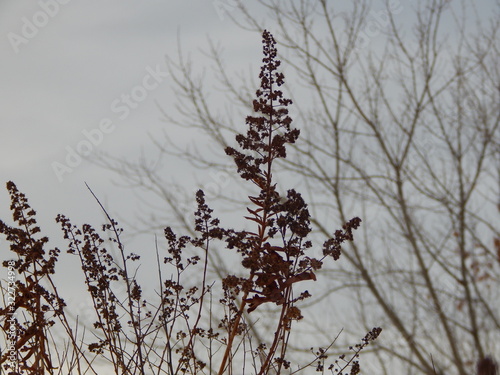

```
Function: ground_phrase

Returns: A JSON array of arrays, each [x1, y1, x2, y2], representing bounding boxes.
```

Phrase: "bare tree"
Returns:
[[93, 1, 500, 374]]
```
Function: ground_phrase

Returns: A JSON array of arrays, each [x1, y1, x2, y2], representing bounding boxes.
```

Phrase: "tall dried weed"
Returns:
[[0, 30, 380, 375]]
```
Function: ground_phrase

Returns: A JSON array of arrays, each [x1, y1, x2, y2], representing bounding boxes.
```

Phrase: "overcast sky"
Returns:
[[0, 1, 267, 336], [0, 1, 263, 234]]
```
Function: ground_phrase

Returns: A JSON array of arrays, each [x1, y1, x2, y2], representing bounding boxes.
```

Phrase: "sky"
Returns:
[[0, 1, 259, 223], [0, 0, 268, 267]]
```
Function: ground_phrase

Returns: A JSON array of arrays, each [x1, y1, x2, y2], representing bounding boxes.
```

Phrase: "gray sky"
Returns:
[[0, 1, 260, 232], [0, 1, 265, 335]]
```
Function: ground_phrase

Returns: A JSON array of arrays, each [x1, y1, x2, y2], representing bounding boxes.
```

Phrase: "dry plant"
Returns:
[[476, 356, 498, 375], [91, 1, 500, 374], [0, 30, 380, 374]]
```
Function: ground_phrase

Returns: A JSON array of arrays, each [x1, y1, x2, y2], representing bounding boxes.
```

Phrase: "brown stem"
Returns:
[[257, 286, 291, 375], [217, 274, 254, 375]]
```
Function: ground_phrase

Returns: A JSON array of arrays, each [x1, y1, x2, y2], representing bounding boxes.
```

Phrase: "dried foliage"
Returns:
[[477, 356, 499, 375], [0, 31, 378, 374], [97, 2, 500, 374]]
